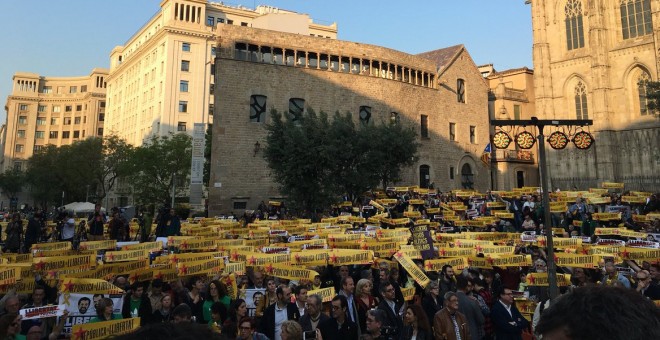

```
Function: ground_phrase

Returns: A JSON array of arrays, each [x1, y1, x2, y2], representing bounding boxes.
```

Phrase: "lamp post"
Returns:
[[490, 117, 593, 301]]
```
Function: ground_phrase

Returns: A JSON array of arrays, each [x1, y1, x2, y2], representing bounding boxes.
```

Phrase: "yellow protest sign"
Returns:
[[78, 240, 117, 251], [536, 237, 581, 248], [258, 263, 319, 281], [152, 268, 179, 282], [104, 249, 150, 263], [328, 250, 374, 266], [553, 254, 600, 268], [550, 202, 567, 213], [121, 241, 163, 252], [619, 248, 660, 262], [622, 196, 646, 204], [127, 268, 155, 285], [59, 278, 123, 294], [307, 287, 336, 302], [589, 188, 609, 195], [236, 252, 291, 266], [601, 182, 624, 189], [474, 254, 531, 268], [290, 250, 328, 266], [394, 252, 430, 288], [486, 202, 507, 209], [31, 242, 72, 251], [453, 239, 493, 248], [71, 317, 140, 340], [475, 245, 515, 255], [423, 257, 468, 271], [401, 286, 415, 301], [587, 197, 610, 205], [2, 253, 33, 263], [0, 266, 21, 285], [437, 248, 476, 258], [525, 273, 572, 286], [494, 212, 514, 219], [177, 258, 224, 276], [33, 254, 95, 273], [225, 261, 246, 275]]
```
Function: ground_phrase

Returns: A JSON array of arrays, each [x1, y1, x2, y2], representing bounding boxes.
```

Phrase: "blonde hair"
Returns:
[[281, 320, 302, 339], [356, 279, 372, 298]]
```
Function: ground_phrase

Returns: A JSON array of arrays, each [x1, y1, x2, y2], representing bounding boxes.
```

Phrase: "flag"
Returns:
[[481, 143, 491, 167]]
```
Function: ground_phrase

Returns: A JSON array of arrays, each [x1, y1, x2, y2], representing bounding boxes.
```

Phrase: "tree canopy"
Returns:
[[264, 109, 418, 215]]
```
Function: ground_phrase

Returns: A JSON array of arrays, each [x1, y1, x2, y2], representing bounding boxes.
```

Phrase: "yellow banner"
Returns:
[[33, 255, 95, 273], [423, 257, 468, 272], [360, 241, 399, 257], [127, 268, 155, 285], [104, 249, 150, 263], [307, 287, 336, 303], [258, 263, 319, 281], [601, 182, 624, 189], [33, 250, 96, 258], [515, 299, 538, 315], [177, 258, 224, 276], [2, 253, 33, 263], [31, 242, 72, 251], [589, 188, 609, 194], [121, 241, 163, 252], [291, 250, 328, 266], [398, 248, 422, 260], [71, 317, 140, 340], [328, 250, 374, 266], [475, 245, 515, 255], [453, 239, 493, 248], [553, 254, 600, 268], [437, 248, 476, 258], [152, 268, 179, 282], [622, 196, 646, 204], [550, 202, 567, 213], [59, 278, 123, 294], [225, 262, 246, 275], [472, 254, 531, 268], [587, 197, 610, 205], [632, 215, 649, 223], [486, 201, 507, 209], [401, 286, 415, 301], [525, 273, 572, 286], [619, 248, 660, 262], [78, 240, 117, 251], [236, 252, 291, 266], [394, 252, 430, 288], [154, 252, 221, 265], [592, 213, 621, 221], [494, 212, 514, 219], [536, 237, 582, 248], [0, 266, 20, 285]]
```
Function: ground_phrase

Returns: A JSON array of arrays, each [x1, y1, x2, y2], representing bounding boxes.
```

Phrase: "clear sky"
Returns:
[[0, 0, 532, 123]]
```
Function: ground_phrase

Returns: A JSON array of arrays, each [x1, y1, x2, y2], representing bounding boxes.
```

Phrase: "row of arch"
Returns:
[[233, 43, 437, 88]]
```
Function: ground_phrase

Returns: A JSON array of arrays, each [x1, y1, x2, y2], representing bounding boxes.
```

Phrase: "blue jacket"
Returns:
[[490, 300, 529, 340]]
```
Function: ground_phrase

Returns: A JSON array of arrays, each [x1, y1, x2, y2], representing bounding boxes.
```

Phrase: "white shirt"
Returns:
[[61, 218, 76, 240], [274, 303, 288, 340], [499, 300, 512, 318]]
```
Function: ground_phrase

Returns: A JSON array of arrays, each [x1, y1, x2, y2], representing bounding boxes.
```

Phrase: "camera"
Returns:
[[303, 330, 317, 340]]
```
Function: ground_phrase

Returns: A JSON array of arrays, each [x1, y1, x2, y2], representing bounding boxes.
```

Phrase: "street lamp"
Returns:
[[491, 116, 594, 301]]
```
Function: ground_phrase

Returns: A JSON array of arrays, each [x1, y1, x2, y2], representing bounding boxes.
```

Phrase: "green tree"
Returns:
[[264, 109, 419, 214], [26, 145, 66, 209], [644, 80, 660, 116], [126, 133, 192, 206], [0, 168, 25, 203]]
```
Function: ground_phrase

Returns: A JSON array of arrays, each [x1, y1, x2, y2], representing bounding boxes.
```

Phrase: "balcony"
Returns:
[[490, 88, 529, 102], [494, 149, 534, 163]]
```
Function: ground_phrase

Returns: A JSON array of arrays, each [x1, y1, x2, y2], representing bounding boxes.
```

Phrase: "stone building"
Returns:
[[104, 0, 336, 146], [208, 24, 490, 214], [481, 65, 540, 190], [530, 0, 660, 191], [2, 70, 108, 173]]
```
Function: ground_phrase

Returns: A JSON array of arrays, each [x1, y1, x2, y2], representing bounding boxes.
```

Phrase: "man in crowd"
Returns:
[[634, 270, 660, 300], [600, 260, 631, 288], [491, 287, 529, 340], [377, 281, 403, 338], [440, 265, 457, 298], [338, 276, 360, 329], [298, 294, 329, 332], [87, 203, 106, 241], [122, 282, 152, 326], [148, 279, 164, 312], [456, 276, 485, 340], [318, 295, 358, 339], [78, 297, 91, 315], [293, 285, 307, 317], [365, 308, 388, 340], [433, 292, 470, 340], [260, 285, 299, 340]]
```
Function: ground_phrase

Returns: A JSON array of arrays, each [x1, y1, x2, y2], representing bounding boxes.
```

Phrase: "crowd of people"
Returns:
[[0, 188, 658, 340]]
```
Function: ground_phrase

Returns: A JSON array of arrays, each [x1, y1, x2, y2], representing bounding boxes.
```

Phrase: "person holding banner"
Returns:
[[90, 298, 122, 323], [121, 282, 152, 326], [318, 295, 358, 340]]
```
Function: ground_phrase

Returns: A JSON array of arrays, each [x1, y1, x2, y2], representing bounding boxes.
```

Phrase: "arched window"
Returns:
[[419, 165, 430, 189], [461, 163, 474, 189], [637, 72, 650, 116], [565, 0, 585, 50], [574, 81, 588, 120], [620, 0, 653, 39]]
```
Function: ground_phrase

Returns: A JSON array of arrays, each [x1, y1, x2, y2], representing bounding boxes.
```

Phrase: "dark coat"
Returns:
[[259, 302, 299, 340], [121, 294, 153, 326], [318, 317, 359, 340], [398, 325, 433, 340], [490, 300, 529, 340], [421, 294, 442, 328], [456, 291, 485, 340], [299, 312, 330, 332], [377, 299, 403, 338], [24, 218, 43, 250]]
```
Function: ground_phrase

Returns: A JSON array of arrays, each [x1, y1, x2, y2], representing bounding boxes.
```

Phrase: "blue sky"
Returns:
[[0, 0, 532, 122]]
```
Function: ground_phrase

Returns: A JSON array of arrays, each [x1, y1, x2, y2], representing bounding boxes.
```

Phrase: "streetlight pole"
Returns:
[[171, 172, 176, 208], [491, 117, 593, 301]]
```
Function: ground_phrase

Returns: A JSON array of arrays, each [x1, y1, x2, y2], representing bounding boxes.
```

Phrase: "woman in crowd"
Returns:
[[355, 278, 377, 331], [237, 317, 269, 340], [0, 313, 21, 340], [152, 294, 174, 323], [421, 281, 442, 325], [255, 279, 277, 318], [224, 299, 247, 332], [400, 304, 433, 340], [177, 276, 206, 324], [203, 280, 229, 323], [280, 320, 303, 340], [90, 298, 122, 322]]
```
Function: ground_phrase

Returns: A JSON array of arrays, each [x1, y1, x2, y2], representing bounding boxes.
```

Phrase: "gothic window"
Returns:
[[638, 73, 650, 116], [461, 163, 474, 189], [288, 98, 305, 122], [565, 0, 585, 50], [574, 81, 589, 120], [457, 79, 465, 103], [250, 95, 267, 122], [359, 106, 371, 125], [620, 0, 653, 39]]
